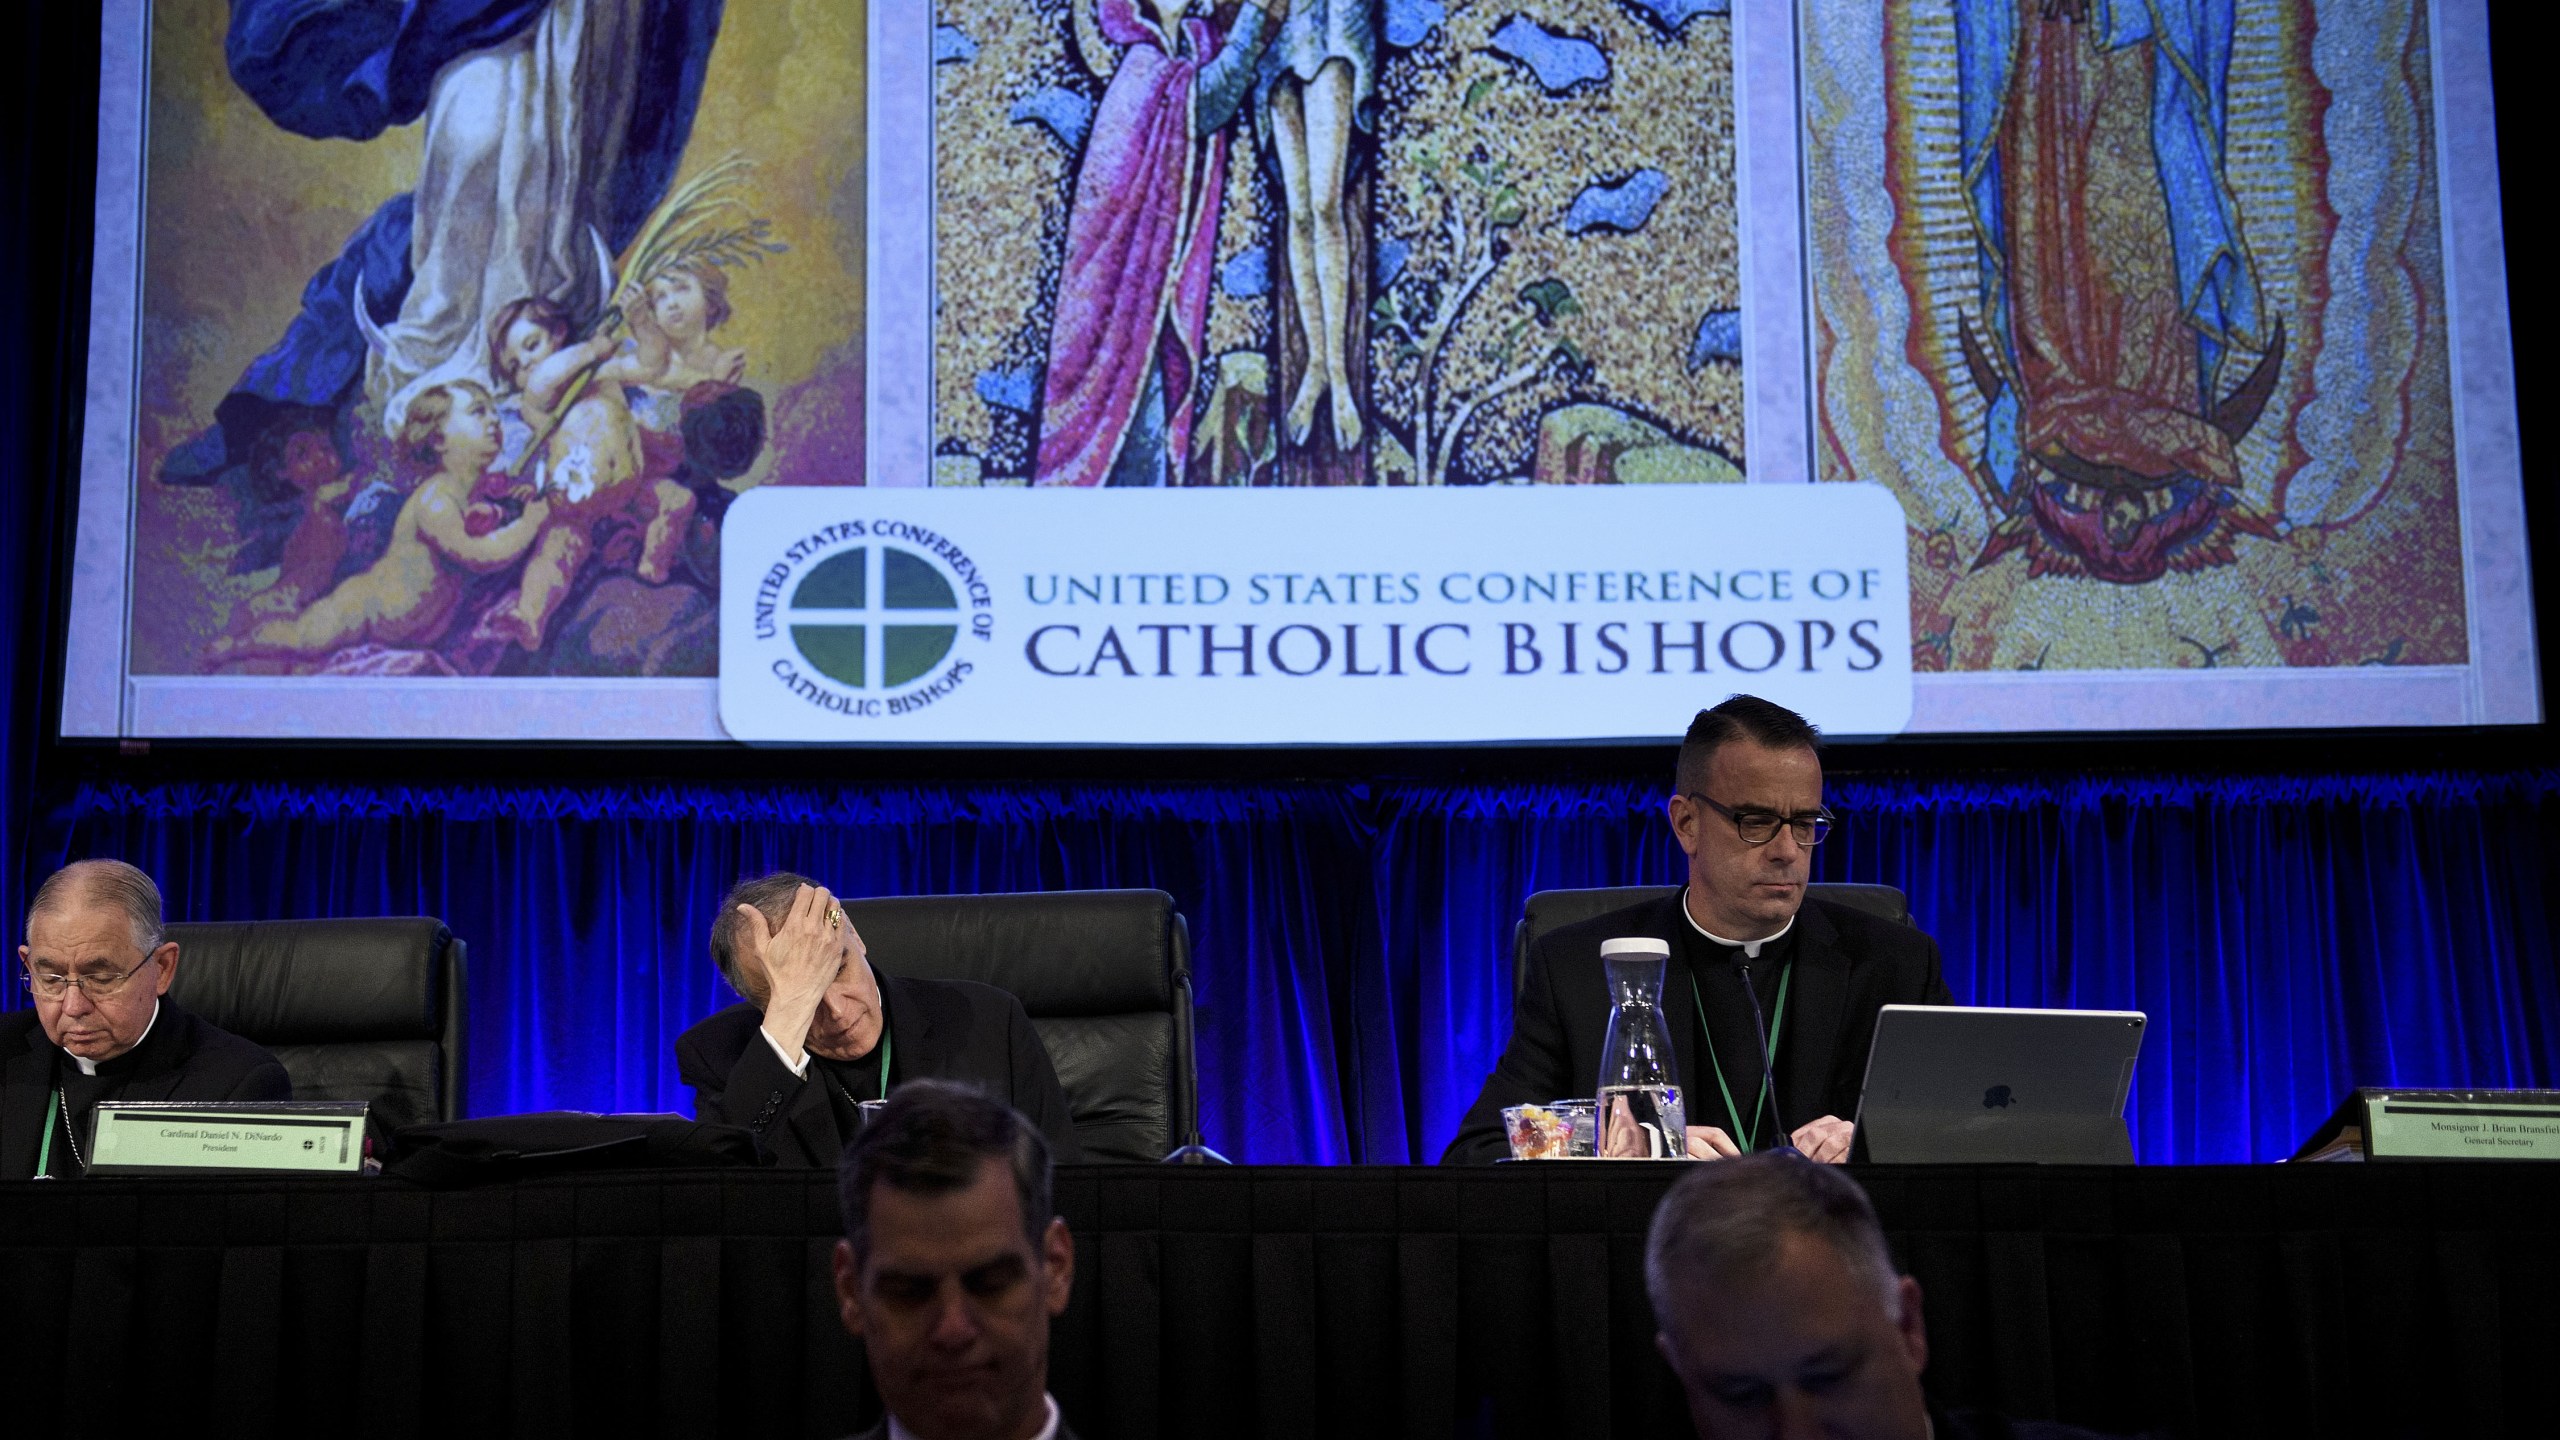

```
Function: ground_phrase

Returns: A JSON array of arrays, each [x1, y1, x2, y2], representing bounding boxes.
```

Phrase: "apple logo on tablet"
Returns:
[[1983, 1085, 2015, 1110]]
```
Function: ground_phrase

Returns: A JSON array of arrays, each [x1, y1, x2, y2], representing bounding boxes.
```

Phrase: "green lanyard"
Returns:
[[1691, 964, 1793, 1152], [828, 1028, 892, 1101], [35, 1087, 59, 1179], [810, 1028, 892, 1107]]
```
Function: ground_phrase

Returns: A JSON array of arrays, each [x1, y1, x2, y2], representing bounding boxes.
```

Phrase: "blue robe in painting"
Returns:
[[165, 0, 725, 504]]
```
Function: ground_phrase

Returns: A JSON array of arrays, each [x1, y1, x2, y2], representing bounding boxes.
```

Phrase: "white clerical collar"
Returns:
[[1681, 895, 1795, 959], [890, 1393, 1059, 1440], [69, 997, 159, 1076]]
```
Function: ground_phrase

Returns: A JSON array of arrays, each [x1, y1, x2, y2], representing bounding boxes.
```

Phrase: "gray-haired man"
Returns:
[[674, 873, 1079, 1168], [4, 860, 289, 1179], [1647, 1154, 2134, 1440]]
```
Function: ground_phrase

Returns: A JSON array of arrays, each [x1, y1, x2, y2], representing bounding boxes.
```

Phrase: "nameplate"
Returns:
[[2363, 1091, 2560, 1160], [88, 1102, 370, 1175]]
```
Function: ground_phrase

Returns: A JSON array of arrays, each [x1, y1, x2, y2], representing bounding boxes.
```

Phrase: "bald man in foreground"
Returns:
[[1647, 1154, 2139, 1440]]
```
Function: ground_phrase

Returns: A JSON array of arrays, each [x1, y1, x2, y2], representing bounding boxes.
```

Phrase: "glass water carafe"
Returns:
[[1595, 939, 1686, 1158]]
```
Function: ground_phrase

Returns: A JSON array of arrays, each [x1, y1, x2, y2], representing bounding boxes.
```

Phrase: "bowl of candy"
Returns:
[[1503, 1099, 1596, 1159]]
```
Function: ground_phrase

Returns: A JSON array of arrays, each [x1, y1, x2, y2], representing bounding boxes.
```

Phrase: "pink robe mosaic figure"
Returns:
[[1034, 0, 1277, 488]]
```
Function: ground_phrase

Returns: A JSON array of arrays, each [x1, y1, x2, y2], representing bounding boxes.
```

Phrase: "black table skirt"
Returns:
[[3, 1162, 2552, 1439]]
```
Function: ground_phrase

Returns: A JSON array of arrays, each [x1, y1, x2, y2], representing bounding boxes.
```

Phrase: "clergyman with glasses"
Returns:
[[4, 860, 289, 1179], [1443, 696, 1951, 1164]]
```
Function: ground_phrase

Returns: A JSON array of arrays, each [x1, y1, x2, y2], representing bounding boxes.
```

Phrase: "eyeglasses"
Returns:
[[21, 952, 160, 1002], [1687, 794, 1835, 847]]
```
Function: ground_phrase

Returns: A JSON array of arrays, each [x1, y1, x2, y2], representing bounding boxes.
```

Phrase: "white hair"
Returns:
[[28, 859, 167, 956], [1645, 1153, 1903, 1336]]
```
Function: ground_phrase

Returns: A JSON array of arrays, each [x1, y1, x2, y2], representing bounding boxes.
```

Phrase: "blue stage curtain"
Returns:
[[44, 769, 2560, 1164]]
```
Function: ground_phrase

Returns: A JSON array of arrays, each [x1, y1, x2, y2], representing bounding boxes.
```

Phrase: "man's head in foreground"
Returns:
[[1647, 1153, 1930, 1440], [20, 859, 180, 1063], [836, 1080, 1074, 1440]]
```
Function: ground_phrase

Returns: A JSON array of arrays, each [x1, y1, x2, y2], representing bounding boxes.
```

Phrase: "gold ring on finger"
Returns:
[[828, 907, 844, 928]]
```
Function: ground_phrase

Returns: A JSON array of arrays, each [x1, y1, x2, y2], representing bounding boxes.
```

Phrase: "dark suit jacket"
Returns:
[[1937, 1407, 2148, 1440], [1441, 892, 1953, 1163], [843, 1417, 1080, 1440], [2, 999, 292, 1178], [676, 966, 1082, 1167]]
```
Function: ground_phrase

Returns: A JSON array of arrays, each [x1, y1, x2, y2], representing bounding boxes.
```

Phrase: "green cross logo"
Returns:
[[787, 546, 963, 689]]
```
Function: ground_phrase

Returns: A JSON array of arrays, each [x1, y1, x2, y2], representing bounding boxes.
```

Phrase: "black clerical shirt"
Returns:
[[810, 1042, 887, 1140], [44, 1053, 121, 1178], [23, 1004, 293, 1173], [42, 1008, 174, 1178], [1673, 915, 1798, 1151], [3, 999, 293, 1179], [805, 973, 896, 1143]]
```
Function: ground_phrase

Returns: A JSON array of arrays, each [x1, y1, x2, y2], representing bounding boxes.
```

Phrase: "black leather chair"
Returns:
[[1513, 883, 1910, 1000], [164, 918, 468, 1132], [844, 889, 1197, 1164]]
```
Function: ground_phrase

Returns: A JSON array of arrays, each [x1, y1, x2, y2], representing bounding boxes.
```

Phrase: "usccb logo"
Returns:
[[751, 520, 993, 718]]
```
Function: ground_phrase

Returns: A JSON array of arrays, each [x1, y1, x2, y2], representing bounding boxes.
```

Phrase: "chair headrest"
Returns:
[[1809, 883, 1910, 927], [1521, 886, 1680, 939], [164, 918, 452, 1043], [844, 890, 1179, 1015], [1520, 883, 1912, 942]]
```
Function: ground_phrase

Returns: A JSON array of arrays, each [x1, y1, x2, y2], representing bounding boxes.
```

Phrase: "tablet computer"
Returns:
[[1853, 1005, 2146, 1164]]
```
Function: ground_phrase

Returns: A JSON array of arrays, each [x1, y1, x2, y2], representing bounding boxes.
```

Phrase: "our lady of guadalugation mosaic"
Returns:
[[1808, 0, 2471, 675]]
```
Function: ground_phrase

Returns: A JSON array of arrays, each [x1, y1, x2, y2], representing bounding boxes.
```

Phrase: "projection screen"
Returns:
[[63, 0, 2537, 743]]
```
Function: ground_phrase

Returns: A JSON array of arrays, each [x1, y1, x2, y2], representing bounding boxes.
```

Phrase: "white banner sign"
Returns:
[[718, 487, 1911, 745]]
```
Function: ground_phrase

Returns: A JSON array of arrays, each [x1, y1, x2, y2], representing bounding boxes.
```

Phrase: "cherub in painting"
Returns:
[[213, 382, 551, 664], [484, 293, 699, 650]]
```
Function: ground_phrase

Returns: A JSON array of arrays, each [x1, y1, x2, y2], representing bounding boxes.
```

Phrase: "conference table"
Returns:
[[4, 1161, 2550, 1439]]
